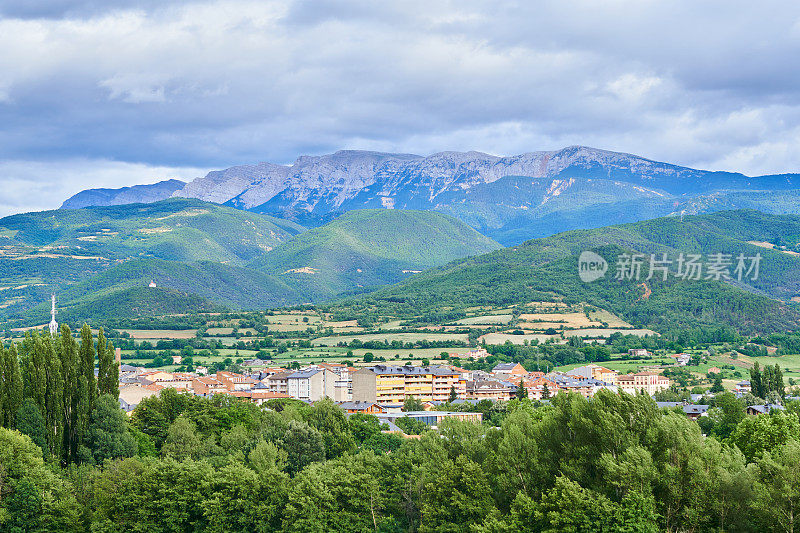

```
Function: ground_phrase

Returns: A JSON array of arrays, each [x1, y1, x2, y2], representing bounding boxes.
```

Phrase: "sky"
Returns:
[[1, 0, 800, 216]]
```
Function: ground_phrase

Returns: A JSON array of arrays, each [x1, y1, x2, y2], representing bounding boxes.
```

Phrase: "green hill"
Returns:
[[342, 210, 800, 335], [12, 258, 303, 324], [248, 209, 502, 301], [0, 198, 304, 264], [0, 199, 305, 321]]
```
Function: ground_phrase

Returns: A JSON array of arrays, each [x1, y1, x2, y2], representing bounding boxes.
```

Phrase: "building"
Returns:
[[265, 371, 293, 395], [466, 379, 515, 401], [566, 364, 618, 385], [377, 410, 483, 429], [747, 404, 786, 415], [286, 368, 337, 401], [352, 365, 465, 404], [192, 376, 227, 396], [617, 371, 670, 395], [674, 353, 691, 366], [171, 355, 183, 365], [226, 390, 290, 406], [316, 362, 353, 401], [449, 348, 490, 360], [734, 380, 751, 394], [217, 371, 256, 391], [683, 404, 710, 420], [338, 401, 385, 414], [707, 367, 722, 374], [491, 362, 527, 378], [118, 384, 160, 413], [628, 348, 650, 358]]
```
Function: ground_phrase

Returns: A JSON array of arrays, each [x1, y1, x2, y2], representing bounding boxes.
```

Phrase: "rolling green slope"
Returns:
[[343, 210, 800, 335], [0, 198, 304, 264], [0, 199, 306, 321], [248, 209, 502, 301], [12, 258, 304, 324]]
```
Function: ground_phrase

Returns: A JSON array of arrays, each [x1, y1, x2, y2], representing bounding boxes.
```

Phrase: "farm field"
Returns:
[[311, 332, 469, 346]]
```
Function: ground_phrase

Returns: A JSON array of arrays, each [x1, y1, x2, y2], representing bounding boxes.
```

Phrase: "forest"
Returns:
[[0, 327, 799, 531]]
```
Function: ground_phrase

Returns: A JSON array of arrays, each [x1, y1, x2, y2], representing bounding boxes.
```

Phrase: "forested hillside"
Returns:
[[248, 209, 501, 301], [343, 211, 800, 336]]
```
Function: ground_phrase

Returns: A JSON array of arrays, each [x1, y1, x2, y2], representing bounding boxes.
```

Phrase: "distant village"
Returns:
[[116, 346, 772, 431]]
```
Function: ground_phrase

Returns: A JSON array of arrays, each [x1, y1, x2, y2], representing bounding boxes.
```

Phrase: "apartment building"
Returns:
[[316, 362, 353, 401], [352, 365, 464, 404], [617, 371, 670, 395], [286, 368, 337, 401], [566, 364, 618, 385]]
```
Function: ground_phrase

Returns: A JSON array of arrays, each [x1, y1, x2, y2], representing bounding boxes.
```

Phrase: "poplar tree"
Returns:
[[97, 328, 119, 399], [79, 324, 97, 410], [1, 344, 23, 427]]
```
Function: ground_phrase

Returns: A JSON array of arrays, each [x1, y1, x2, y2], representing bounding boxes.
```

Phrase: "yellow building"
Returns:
[[352, 365, 465, 404]]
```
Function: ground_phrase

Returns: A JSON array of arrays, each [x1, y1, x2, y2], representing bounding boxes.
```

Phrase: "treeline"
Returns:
[[0, 325, 119, 465], [5, 390, 800, 531]]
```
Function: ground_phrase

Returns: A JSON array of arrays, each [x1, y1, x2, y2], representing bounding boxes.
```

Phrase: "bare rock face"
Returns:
[[170, 146, 716, 214]]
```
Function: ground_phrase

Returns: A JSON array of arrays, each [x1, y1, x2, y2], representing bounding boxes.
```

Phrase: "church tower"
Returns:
[[48, 294, 58, 336]]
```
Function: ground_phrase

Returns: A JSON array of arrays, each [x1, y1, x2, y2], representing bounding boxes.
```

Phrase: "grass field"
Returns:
[[311, 332, 469, 346], [122, 329, 197, 339]]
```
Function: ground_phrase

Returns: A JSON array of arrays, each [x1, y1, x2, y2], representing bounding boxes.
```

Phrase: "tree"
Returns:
[[403, 395, 424, 412], [15, 399, 48, 453], [750, 439, 800, 532], [542, 383, 551, 400], [516, 379, 527, 400], [81, 394, 137, 464], [751, 362, 764, 398], [0, 427, 82, 531], [1, 344, 23, 427], [731, 412, 800, 462], [449, 385, 458, 403], [710, 374, 724, 393], [277, 420, 325, 476], [161, 416, 202, 461], [97, 328, 119, 399]]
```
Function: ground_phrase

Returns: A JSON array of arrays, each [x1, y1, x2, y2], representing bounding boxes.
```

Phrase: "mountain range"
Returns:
[[60, 146, 800, 245]]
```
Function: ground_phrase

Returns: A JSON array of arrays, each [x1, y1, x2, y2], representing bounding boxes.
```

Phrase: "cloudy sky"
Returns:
[[1, 0, 800, 216]]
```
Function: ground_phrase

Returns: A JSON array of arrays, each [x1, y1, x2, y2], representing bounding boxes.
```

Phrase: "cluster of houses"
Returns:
[[118, 359, 673, 414]]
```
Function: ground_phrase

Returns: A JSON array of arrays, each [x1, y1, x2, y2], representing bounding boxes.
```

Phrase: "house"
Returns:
[[449, 348, 490, 360], [491, 362, 527, 377], [674, 353, 691, 366], [171, 355, 183, 365], [338, 401, 385, 414], [734, 380, 751, 394], [747, 404, 786, 415], [683, 404, 710, 420], [628, 348, 650, 358], [192, 376, 226, 396], [217, 371, 256, 391], [195, 366, 209, 375], [617, 371, 670, 396], [707, 367, 722, 374]]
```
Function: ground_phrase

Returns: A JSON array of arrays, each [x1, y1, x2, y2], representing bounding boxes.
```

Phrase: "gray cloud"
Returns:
[[1, 0, 800, 215]]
